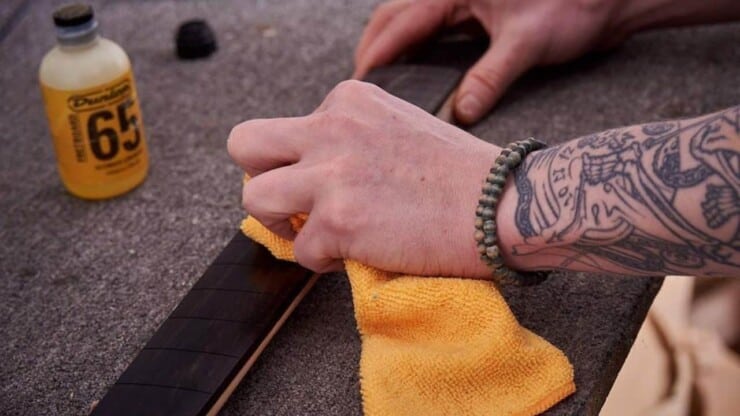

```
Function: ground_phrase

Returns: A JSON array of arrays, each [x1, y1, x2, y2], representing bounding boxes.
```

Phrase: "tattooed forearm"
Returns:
[[506, 105, 740, 277]]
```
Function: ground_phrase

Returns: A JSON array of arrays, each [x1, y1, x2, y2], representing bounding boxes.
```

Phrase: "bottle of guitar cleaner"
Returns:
[[40, 3, 149, 199]]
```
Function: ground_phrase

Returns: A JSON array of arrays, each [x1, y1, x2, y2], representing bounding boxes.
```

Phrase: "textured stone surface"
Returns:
[[0, 0, 737, 415], [0, 0, 27, 46]]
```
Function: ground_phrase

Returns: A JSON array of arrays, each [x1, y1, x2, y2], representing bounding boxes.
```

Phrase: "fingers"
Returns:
[[455, 36, 536, 124], [227, 116, 310, 177], [242, 165, 315, 240], [353, 1, 454, 79], [293, 215, 345, 273], [354, 0, 413, 74], [244, 164, 345, 273], [244, 166, 344, 273]]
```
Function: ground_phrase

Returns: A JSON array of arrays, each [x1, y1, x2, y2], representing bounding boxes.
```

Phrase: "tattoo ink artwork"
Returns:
[[513, 106, 740, 276]]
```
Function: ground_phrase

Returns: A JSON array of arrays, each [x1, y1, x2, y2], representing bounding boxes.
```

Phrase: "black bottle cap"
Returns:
[[175, 19, 218, 59], [53, 3, 94, 28]]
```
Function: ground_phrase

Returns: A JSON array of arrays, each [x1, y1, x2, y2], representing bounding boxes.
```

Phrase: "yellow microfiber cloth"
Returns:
[[241, 213, 575, 416]]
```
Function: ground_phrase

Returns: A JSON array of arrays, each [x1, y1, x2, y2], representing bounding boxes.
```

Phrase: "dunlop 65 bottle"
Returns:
[[39, 3, 149, 199]]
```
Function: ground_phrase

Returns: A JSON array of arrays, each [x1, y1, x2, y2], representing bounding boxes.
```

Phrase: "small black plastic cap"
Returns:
[[53, 3, 94, 28], [176, 19, 217, 59]]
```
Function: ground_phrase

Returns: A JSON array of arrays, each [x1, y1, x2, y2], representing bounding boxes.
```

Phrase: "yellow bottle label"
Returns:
[[41, 70, 148, 197]]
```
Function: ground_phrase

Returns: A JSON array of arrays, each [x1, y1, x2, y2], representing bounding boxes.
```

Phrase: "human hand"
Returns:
[[353, 0, 630, 124], [228, 80, 499, 278]]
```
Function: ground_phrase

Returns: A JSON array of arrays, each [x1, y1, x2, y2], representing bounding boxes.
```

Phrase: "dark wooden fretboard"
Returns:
[[91, 232, 315, 415]]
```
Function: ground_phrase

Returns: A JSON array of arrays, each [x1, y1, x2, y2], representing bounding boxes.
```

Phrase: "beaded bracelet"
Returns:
[[474, 138, 550, 286]]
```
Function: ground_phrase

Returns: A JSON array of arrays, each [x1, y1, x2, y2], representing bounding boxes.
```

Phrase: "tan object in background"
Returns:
[[601, 276, 740, 415]]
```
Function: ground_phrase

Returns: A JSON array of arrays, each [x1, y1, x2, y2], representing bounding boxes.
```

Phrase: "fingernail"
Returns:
[[458, 93, 482, 120]]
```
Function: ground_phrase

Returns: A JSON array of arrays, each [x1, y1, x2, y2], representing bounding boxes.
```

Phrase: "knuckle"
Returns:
[[293, 234, 324, 273], [241, 174, 276, 215], [228, 119, 256, 141], [322, 154, 354, 179], [227, 124, 246, 159], [307, 110, 336, 127], [331, 79, 371, 100], [241, 182, 261, 213], [228, 121, 246, 139], [319, 195, 357, 237], [306, 111, 341, 136], [227, 119, 262, 159], [322, 81, 385, 114], [292, 250, 314, 272], [308, 111, 362, 138]]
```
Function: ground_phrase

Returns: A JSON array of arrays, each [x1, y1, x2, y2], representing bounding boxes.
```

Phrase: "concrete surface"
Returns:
[[0, 0, 737, 415]]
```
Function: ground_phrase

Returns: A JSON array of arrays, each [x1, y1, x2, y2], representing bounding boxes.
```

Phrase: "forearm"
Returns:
[[496, 105, 740, 277], [613, 0, 740, 36]]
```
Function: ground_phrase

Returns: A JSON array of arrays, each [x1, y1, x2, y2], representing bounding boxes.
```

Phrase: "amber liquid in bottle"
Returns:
[[39, 3, 148, 199]]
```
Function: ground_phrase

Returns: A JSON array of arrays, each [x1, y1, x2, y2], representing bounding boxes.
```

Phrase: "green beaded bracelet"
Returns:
[[474, 137, 550, 286]]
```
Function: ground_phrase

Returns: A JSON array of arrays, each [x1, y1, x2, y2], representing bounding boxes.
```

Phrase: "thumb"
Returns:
[[455, 38, 534, 124]]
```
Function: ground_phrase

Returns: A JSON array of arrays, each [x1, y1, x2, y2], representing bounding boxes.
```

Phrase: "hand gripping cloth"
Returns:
[[241, 213, 575, 416]]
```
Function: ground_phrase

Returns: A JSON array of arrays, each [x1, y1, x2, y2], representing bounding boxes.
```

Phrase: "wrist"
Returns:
[[474, 139, 550, 285], [495, 174, 530, 272]]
